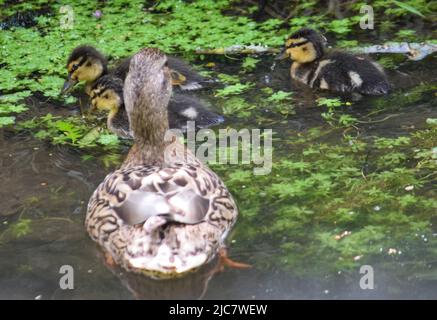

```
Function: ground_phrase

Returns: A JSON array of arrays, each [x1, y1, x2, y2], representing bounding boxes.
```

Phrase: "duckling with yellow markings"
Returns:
[[61, 45, 211, 95], [277, 28, 390, 95], [89, 74, 224, 139], [85, 48, 243, 278]]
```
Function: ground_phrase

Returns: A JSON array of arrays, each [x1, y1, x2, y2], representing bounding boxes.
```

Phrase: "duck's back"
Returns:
[[317, 51, 390, 95], [85, 148, 237, 277], [107, 94, 224, 139], [168, 94, 224, 130]]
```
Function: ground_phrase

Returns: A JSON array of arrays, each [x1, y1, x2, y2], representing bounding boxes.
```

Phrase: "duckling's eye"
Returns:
[[302, 47, 307, 52], [72, 63, 79, 70], [103, 94, 109, 99], [86, 62, 92, 67]]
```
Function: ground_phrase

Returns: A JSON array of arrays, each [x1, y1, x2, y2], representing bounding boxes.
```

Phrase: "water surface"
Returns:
[[0, 54, 436, 300]]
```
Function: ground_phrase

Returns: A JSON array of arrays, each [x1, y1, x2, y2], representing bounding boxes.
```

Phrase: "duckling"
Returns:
[[61, 45, 210, 95], [85, 48, 240, 278], [276, 28, 390, 95], [112, 55, 209, 90], [89, 74, 224, 138], [62, 45, 107, 95]]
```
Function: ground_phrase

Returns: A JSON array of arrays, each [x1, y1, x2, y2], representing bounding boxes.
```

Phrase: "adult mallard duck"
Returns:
[[276, 28, 390, 95], [85, 48, 242, 278], [61, 45, 210, 95], [89, 74, 224, 139]]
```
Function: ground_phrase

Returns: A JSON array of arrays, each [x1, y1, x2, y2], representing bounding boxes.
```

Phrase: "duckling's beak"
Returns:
[[60, 74, 78, 95], [274, 48, 288, 61], [170, 70, 187, 86]]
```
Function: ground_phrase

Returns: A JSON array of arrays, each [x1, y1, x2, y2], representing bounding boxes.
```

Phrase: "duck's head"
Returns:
[[61, 45, 107, 95], [89, 75, 124, 114], [124, 48, 172, 144], [276, 28, 327, 64]]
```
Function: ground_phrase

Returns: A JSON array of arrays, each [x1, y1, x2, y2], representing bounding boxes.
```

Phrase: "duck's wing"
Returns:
[[88, 164, 236, 231], [168, 93, 224, 130], [323, 52, 390, 95]]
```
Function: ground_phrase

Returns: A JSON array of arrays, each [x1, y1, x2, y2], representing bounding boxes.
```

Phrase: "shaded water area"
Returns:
[[0, 50, 436, 299]]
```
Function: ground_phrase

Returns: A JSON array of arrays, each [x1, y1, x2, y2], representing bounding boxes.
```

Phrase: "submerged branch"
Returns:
[[196, 42, 437, 61]]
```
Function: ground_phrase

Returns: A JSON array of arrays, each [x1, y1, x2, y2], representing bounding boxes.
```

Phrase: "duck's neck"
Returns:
[[123, 142, 166, 167], [123, 105, 170, 168]]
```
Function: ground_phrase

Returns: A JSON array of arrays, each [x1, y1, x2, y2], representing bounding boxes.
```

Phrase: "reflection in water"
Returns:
[[112, 258, 221, 300]]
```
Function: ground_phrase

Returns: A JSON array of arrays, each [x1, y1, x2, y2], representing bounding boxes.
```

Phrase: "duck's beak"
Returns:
[[274, 48, 288, 61], [60, 74, 77, 95]]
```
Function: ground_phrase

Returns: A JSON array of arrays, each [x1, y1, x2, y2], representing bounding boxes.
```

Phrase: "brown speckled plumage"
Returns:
[[85, 48, 237, 278]]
